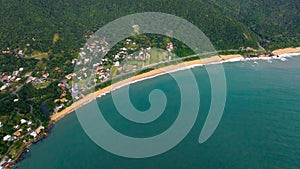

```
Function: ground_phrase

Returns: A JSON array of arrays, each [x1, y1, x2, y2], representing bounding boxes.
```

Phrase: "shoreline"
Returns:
[[50, 47, 300, 122], [11, 46, 300, 167], [50, 55, 225, 122]]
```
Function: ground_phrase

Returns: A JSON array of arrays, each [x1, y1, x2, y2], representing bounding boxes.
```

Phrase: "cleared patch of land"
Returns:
[[25, 51, 49, 59], [53, 33, 60, 44]]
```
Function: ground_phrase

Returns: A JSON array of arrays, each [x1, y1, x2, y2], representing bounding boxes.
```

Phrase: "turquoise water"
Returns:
[[15, 56, 300, 169]]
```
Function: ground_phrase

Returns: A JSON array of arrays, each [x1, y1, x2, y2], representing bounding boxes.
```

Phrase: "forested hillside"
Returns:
[[209, 0, 300, 49], [0, 0, 295, 55]]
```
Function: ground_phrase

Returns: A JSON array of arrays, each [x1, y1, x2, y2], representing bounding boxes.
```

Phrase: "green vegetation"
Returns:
[[0, 0, 298, 54], [209, 0, 300, 49], [0, 0, 299, 165]]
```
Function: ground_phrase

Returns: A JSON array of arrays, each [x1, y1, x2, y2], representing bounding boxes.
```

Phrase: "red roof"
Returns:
[[2, 162, 9, 167], [13, 131, 21, 137], [2, 76, 8, 81], [58, 83, 65, 87]]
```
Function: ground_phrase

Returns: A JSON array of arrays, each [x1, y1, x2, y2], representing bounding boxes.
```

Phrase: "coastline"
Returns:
[[272, 47, 300, 56], [11, 46, 300, 167], [50, 47, 300, 122], [50, 55, 225, 122]]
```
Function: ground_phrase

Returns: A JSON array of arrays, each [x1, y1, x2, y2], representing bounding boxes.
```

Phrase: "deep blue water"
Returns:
[[15, 56, 300, 169]]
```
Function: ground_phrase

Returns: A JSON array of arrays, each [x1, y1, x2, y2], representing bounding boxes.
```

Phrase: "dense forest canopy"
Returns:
[[0, 0, 299, 54]]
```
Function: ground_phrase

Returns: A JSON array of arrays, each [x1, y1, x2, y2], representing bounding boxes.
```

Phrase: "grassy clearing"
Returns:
[[33, 80, 51, 89], [53, 33, 60, 44], [8, 140, 26, 159], [110, 66, 118, 78], [149, 48, 168, 64], [25, 51, 49, 59]]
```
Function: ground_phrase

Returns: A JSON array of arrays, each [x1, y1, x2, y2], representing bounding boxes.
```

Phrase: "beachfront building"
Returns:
[[30, 131, 37, 138]]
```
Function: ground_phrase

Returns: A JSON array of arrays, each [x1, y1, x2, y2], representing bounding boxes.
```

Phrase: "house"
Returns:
[[1, 76, 8, 82], [20, 119, 27, 124], [54, 67, 60, 71], [114, 54, 120, 60], [13, 131, 21, 137], [1, 162, 9, 168], [3, 135, 11, 141], [27, 121, 32, 125], [167, 42, 174, 52], [58, 83, 65, 88], [71, 59, 77, 64], [0, 85, 6, 91], [18, 50, 24, 55], [65, 73, 75, 80], [114, 61, 120, 67], [19, 67, 24, 72], [36, 128, 41, 134], [30, 132, 37, 138], [132, 24, 139, 29], [13, 125, 19, 129], [12, 71, 19, 76], [13, 99, 19, 102], [42, 73, 49, 78], [10, 76, 16, 82], [2, 50, 11, 54], [0, 122, 3, 128], [60, 98, 67, 103], [35, 126, 44, 134]]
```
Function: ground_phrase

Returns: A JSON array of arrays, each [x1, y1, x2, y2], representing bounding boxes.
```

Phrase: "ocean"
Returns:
[[15, 56, 300, 169]]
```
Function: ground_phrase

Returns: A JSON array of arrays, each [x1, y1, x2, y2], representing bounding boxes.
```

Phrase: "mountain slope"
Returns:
[[0, 0, 258, 52]]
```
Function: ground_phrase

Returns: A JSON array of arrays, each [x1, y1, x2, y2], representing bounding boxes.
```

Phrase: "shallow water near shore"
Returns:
[[15, 56, 300, 169]]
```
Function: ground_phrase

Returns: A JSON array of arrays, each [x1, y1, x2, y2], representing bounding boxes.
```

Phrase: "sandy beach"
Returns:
[[219, 54, 243, 60], [50, 55, 226, 121], [272, 47, 300, 56], [50, 47, 299, 122]]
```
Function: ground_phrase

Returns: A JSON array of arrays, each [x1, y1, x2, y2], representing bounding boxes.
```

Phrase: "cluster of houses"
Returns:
[[50, 31, 176, 111], [53, 82, 71, 113], [68, 34, 176, 98], [1, 48, 11, 55], [69, 38, 112, 95], [53, 89, 71, 113], [25, 70, 52, 88], [2, 119, 44, 142], [0, 68, 24, 92], [0, 69, 51, 93], [1, 48, 24, 57]]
